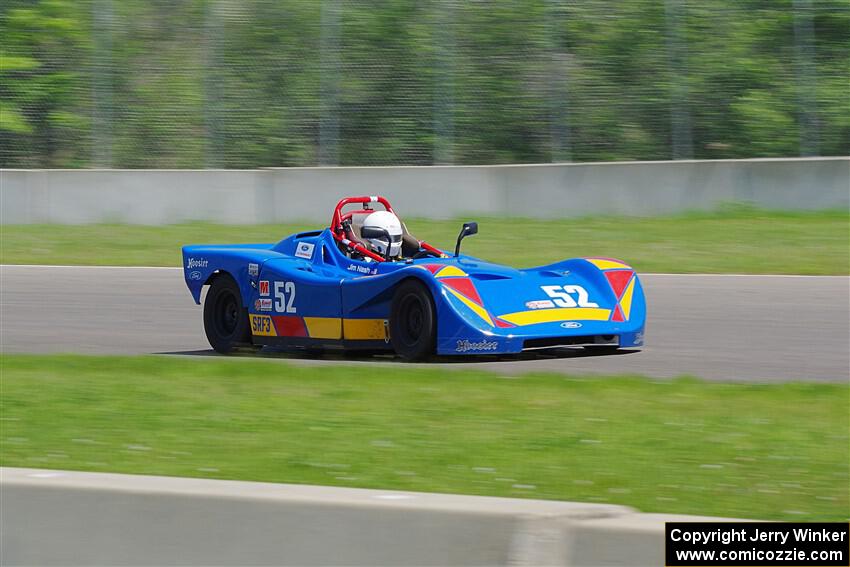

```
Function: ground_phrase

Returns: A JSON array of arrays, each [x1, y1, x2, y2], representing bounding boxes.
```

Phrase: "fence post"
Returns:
[[547, 0, 571, 163], [792, 0, 819, 157], [91, 0, 114, 168], [204, 0, 223, 168], [319, 0, 341, 166], [433, 0, 455, 165], [664, 0, 693, 160]]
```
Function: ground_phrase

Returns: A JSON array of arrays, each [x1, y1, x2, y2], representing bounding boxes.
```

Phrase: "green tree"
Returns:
[[1, 0, 847, 168], [1, 0, 91, 167]]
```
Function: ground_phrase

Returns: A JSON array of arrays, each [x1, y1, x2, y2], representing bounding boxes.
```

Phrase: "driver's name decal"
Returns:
[[347, 263, 378, 275]]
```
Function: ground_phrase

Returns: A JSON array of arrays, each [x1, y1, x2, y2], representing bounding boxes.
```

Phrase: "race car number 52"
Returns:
[[274, 281, 296, 313], [540, 285, 599, 308]]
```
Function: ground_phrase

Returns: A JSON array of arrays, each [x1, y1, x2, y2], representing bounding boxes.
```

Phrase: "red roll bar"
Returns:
[[330, 196, 444, 262]]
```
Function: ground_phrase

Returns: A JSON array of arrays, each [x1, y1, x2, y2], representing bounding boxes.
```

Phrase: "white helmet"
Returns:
[[361, 210, 403, 258]]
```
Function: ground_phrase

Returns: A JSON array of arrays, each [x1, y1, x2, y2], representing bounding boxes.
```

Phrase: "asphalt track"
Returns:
[[1, 265, 847, 382]]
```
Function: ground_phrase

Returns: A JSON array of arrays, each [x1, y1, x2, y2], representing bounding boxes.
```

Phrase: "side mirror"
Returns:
[[454, 221, 478, 257]]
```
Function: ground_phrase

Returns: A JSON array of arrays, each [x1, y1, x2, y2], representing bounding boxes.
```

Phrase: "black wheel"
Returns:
[[203, 274, 253, 354], [390, 279, 436, 361]]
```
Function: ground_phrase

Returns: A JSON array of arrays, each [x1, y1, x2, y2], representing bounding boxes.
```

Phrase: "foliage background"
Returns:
[[1, 0, 848, 168]]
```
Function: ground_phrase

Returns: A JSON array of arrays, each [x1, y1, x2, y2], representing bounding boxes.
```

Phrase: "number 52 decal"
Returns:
[[540, 285, 599, 308], [274, 281, 297, 313]]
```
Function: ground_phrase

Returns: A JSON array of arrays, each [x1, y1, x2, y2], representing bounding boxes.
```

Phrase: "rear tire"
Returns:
[[390, 280, 436, 361], [204, 274, 253, 354]]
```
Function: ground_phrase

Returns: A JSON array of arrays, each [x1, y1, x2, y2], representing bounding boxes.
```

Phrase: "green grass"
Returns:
[[2, 208, 847, 274], [1, 354, 847, 521]]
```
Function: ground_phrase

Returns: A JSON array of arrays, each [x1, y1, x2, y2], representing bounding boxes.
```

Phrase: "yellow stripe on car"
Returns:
[[436, 265, 468, 278], [446, 288, 494, 326], [498, 307, 612, 326], [343, 318, 388, 340], [586, 258, 631, 271], [303, 317, 342, 339], [303, 317, 389, 340], [620, 277, 636, 320]]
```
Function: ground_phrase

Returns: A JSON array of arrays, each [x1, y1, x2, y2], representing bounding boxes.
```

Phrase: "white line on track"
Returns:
[[2, 264, 847, 278]]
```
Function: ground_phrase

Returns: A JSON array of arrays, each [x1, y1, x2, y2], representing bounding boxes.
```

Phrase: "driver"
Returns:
[[361, 210, 404, 260]]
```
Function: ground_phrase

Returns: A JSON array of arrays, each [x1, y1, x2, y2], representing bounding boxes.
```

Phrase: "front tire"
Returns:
[[203, 274, 253, 354], [390, 280, 436, 361]]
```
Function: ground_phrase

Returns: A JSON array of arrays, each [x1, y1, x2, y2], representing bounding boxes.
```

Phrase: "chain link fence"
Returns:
[[1, 0, 848, 168]]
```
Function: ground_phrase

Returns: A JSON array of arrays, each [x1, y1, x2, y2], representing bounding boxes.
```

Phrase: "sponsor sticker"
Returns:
[[561, 321, 582, 329], [248, 263, 259, 277], [188, 271, 203, 281], [254, 298, 272, 311], [634, 331, 644, 345], [250, 314, 276, 336], [259, 280, 270, 297], [456, 339, 499, 353], [187, 257, 208, 269], [295, 242, 315, 260], [526, 299, 555, 310]]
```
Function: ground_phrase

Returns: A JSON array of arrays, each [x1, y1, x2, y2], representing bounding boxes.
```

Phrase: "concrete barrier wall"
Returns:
[[1, 467, 745, 566], [2, 157, 847, 224]]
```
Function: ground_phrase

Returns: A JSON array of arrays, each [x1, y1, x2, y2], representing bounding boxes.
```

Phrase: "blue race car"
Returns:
[[182, 195, 645, 360]]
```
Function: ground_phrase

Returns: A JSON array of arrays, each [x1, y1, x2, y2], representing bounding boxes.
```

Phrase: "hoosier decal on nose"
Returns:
[[186, 257, 208, 269]]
